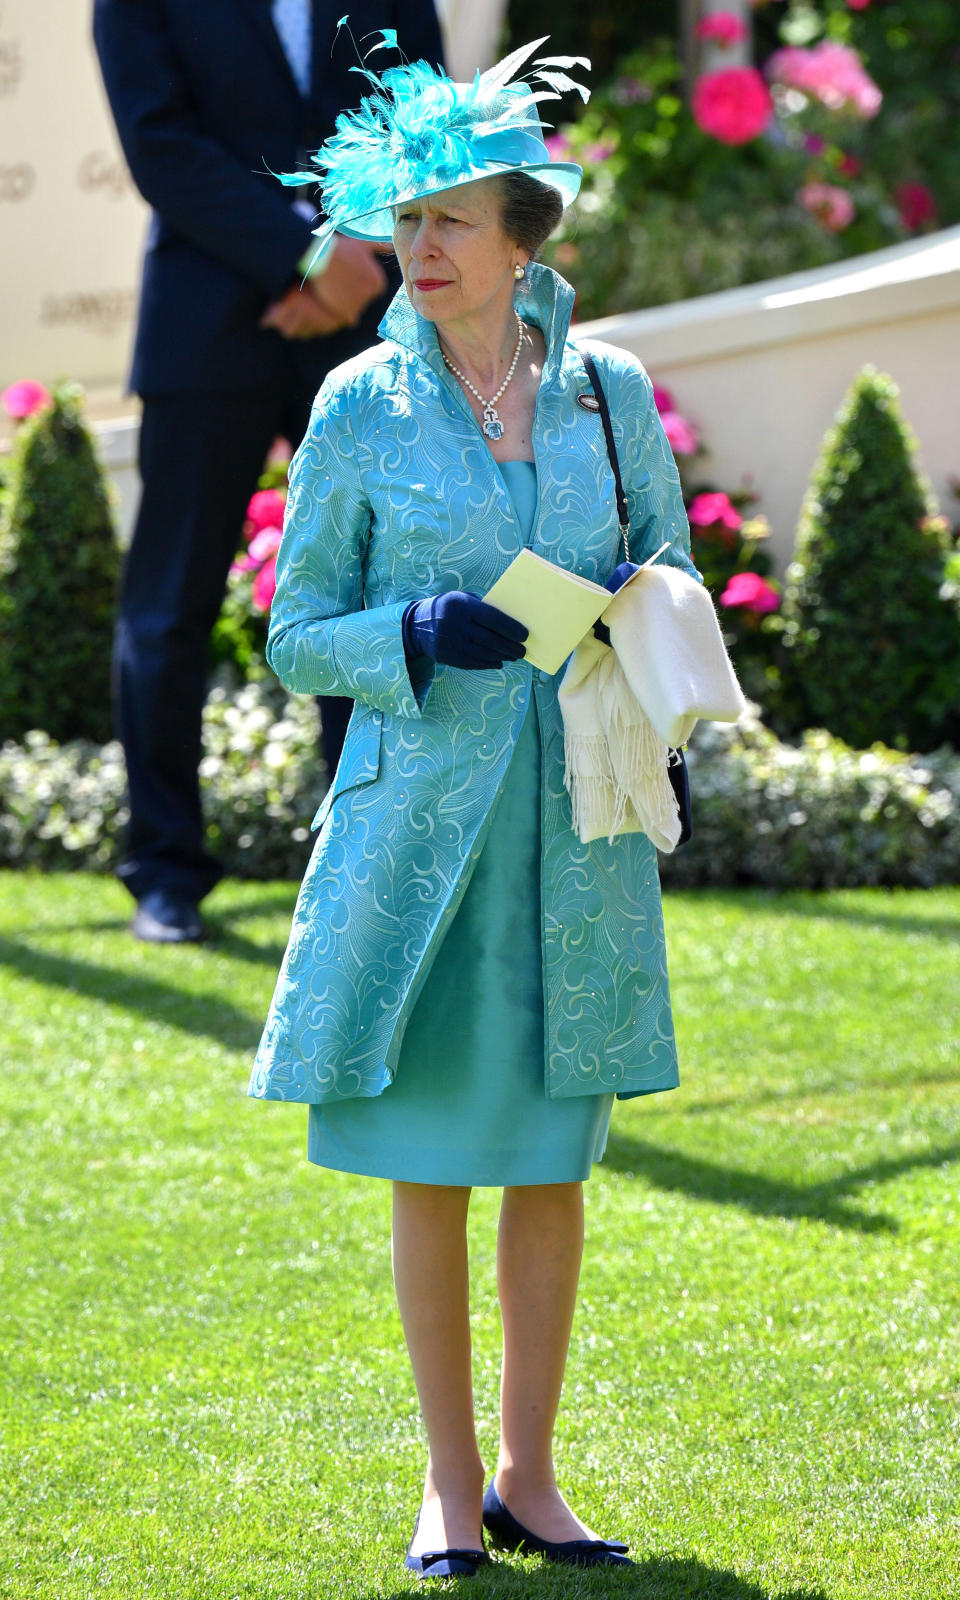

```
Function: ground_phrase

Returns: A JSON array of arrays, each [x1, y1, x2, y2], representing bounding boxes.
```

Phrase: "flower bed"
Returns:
[[3, 684, 958, 889], [538, 2, 957, 319]]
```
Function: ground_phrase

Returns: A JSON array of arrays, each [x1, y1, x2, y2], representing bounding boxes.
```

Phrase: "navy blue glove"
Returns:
[[402, 591, 528, 670], [594, 561, 640, 645]]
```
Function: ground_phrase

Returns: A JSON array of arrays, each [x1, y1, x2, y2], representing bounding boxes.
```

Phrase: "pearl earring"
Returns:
[[514, 263, 525, 280]]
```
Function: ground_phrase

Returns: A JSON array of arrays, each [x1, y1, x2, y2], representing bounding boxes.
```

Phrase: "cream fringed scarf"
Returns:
[[560, 633, 682, 850], [559, 563, 747, 851]]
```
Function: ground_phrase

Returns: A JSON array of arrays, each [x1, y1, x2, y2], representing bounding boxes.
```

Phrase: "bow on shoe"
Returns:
[[409, 1547, 491, 1579]]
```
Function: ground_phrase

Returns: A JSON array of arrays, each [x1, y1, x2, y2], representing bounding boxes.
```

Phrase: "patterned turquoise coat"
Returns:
[[249, 265, 698, 1106]]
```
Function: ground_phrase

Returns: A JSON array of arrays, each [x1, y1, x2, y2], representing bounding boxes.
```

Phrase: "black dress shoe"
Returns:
[[130, 890, 206, 944], [482, 1482, 633, 1568], [404, 1513, 490, 1580]]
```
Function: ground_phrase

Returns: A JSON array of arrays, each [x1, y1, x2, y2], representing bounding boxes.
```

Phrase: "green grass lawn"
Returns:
[[1, 874, 958, 1600]]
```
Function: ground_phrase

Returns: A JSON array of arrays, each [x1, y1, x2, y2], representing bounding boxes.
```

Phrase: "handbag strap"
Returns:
[[579, 347, 631, 562]]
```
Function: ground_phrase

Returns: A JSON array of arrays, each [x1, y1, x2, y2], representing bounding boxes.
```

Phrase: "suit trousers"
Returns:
[[114, 385, 351, 904]]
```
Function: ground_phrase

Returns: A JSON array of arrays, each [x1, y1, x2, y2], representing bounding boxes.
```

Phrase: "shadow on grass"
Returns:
[[666, 1066, 960, 1120], [369, 1551, 829, 1598], [669, 887, 960, 945], [602, 1133, 960, 1232], [0, 933, 262, 1052]]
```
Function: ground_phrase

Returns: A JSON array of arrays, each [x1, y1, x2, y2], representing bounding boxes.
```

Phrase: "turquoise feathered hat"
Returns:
[[277, 26, 590, 255]]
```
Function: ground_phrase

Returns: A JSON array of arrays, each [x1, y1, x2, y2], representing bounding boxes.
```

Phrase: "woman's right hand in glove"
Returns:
[[402, 591, 528, 669]]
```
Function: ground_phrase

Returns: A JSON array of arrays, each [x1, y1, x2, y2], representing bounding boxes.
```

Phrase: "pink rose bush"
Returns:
[[252, 558, 278, 613], [2, 379, 52, 420], [224, 452, 291, 627], [245, 487, 286, 536], [652, 384, 700, 459], [688, 491, 744, 539], [695, 12, 750, 47], [895, 182, 938, 232], [720, 570, 781, 614], [692, 66, 773, 145], [651, 387, 780, 688], [798, 180, 855, 232], [767, 41, 882, 119], [660, 411, 700, 458]]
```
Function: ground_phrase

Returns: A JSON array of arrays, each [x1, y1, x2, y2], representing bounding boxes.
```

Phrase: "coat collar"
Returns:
[[378, 264, 577, 389]]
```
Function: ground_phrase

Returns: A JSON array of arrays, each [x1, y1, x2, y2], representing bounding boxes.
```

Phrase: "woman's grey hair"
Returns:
[[499, 172, 564, 260]]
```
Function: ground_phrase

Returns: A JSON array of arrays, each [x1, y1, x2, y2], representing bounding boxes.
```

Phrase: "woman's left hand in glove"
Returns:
[[594, 561, 640, 645]]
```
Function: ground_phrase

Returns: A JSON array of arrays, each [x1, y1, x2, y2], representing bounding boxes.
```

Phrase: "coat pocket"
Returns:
[[310, 706, 383, 832]]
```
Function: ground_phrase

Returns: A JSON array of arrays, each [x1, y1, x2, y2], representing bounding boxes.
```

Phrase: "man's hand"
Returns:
[[259, 282, 344, 340], [259, 236, 390, 341], [309, 235, 389, 328]]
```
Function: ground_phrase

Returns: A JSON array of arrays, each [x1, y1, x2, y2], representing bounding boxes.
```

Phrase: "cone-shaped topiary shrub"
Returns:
[[0, 385, 119, 744], [779, 367, 960, 752]]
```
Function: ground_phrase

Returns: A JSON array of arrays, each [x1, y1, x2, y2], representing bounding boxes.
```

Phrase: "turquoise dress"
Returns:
[[306, 461, 615, 1187]]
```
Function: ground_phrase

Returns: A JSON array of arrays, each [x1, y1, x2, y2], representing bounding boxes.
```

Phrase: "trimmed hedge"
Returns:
[[0, 386, 119, 744], [778, 367, 960, 751], [1, 682, 958, 889]]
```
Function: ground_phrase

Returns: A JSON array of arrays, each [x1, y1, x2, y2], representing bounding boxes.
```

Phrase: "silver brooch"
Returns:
[[577, 393, 600, 412]]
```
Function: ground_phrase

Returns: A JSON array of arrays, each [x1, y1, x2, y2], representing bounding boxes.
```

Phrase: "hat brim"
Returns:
[[331, 161, 583, 244]]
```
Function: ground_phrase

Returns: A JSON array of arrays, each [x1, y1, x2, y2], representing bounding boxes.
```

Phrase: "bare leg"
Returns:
[[494, 1180, 599, 1540], [392, 1181, 484, 1556]]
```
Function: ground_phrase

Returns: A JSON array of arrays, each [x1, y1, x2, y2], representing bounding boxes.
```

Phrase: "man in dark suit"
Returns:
[[93, 0, 444, 942]]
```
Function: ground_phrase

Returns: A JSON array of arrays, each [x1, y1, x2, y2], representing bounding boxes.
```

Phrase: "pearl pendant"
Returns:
[[482, 407, 504, 441]]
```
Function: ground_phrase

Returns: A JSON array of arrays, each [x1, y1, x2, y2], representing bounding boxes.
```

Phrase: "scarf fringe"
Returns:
[[560, 641, 682, 851]]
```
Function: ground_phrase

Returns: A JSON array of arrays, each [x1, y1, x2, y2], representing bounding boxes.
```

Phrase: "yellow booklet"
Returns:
[[484, 544, 669, 675]]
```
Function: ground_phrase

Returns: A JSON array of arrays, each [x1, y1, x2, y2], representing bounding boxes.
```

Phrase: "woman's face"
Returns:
[[392, 178, 523, 329]]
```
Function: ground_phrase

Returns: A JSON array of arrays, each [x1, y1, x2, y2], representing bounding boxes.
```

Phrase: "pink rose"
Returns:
[[266, 435, 292, 466], [544, 133, 573, 161], [692, 67, 773, 146], [248, 525, 283, 563], [230, 555, 259, 574], [695, 12, 750, 47], [652, 384, 675, 414], [245, 487, 286, 536], [2, 379, 52, 419], [660, 411, 700, 457], [846, 0, 871, 9], [720, 571, 781, 614], [798, 180, 855, 232], [767, 41, 881, 118], [895, 182, 938, 232], [553, 242, 579, 266], [688, 491, 743, 530], [251, 557, 278, 613]]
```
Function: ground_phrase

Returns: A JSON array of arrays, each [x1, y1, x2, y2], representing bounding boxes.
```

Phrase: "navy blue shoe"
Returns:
[[130, 889, 206, 944], [482, 1482, 633, 1568], [405, 1513, 490, 1580]]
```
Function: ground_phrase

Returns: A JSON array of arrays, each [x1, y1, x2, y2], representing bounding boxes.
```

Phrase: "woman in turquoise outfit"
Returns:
[[251, 34, 698, 1581]]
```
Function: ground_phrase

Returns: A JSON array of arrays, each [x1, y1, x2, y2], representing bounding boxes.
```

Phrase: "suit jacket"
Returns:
[[92, 0, 444, 393], [249, 265, 699, 1107]]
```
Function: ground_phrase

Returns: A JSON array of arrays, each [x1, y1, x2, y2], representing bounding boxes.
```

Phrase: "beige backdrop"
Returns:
[[0, 0, 147, 419], [0, 0, 505, 429]]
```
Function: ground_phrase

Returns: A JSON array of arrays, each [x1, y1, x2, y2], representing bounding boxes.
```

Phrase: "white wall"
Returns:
[[577, 227, 960, 567], [0, 0, 147, 416]]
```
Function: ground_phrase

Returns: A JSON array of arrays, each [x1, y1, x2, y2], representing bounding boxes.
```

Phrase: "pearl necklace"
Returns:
[[440, 313, 524, 441]]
